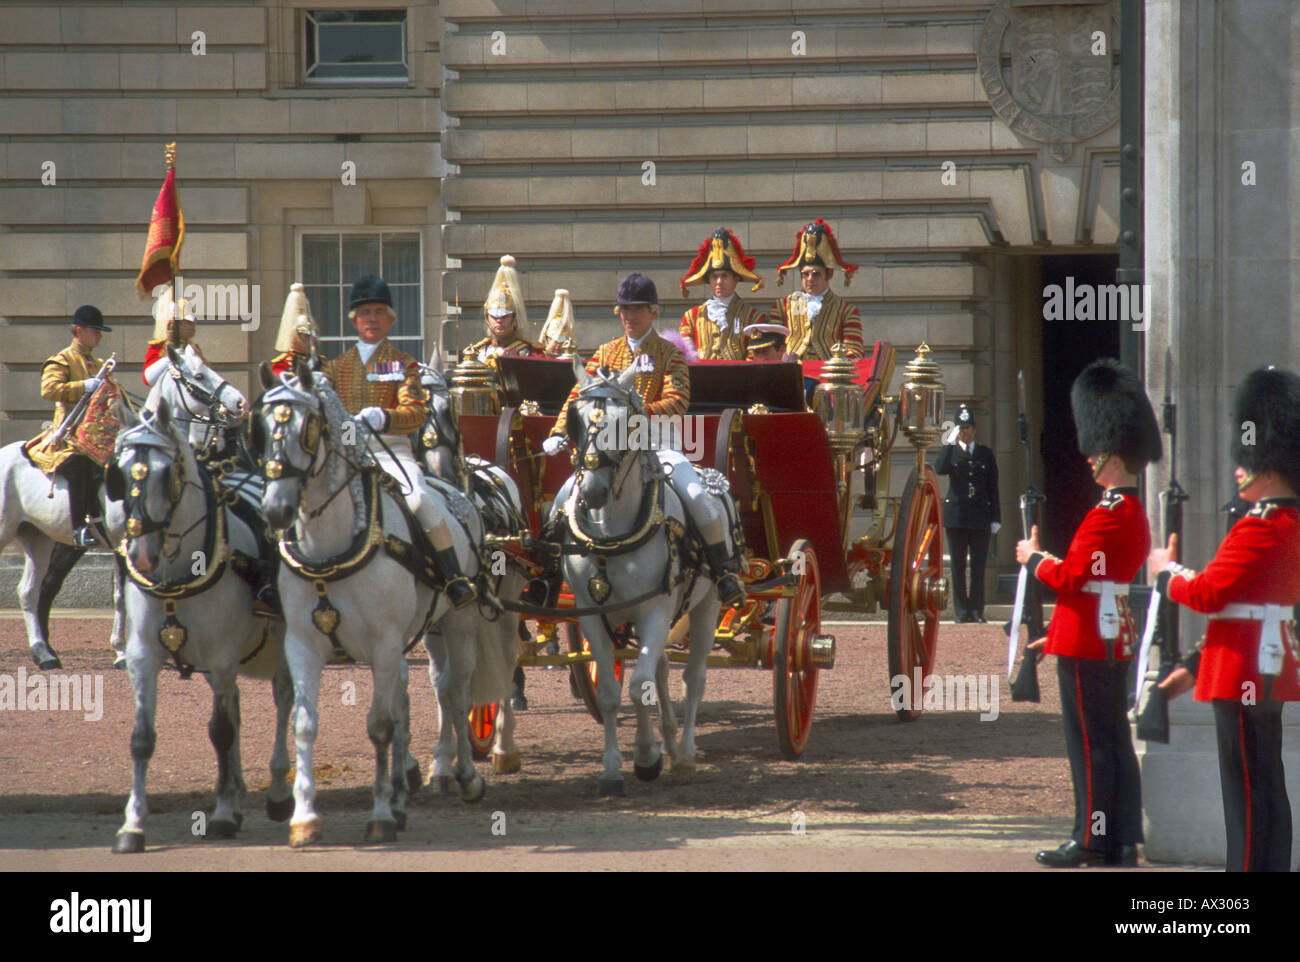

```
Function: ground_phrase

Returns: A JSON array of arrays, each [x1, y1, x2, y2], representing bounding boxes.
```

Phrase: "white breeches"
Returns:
[[368, 434, 453, 550]]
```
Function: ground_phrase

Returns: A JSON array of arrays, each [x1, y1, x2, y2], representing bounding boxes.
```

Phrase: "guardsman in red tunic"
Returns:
[[465, 255, 543, 370], [1148, 366, 1300, 872], [270, 282, 321, 377], [766, 219, 864, 360], [543, 272, 744, 606], [142, 285, 203, 386], [677, 227, 766, 361], [1018, 359, 1162, 867]]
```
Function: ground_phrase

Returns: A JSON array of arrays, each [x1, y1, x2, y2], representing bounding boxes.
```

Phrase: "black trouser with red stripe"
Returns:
[[1058, 656, 1143, 852], [1212, 699, 1291, 872]]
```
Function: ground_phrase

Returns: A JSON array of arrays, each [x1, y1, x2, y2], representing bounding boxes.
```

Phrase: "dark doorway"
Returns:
[[1038, 253, 1121, 557]]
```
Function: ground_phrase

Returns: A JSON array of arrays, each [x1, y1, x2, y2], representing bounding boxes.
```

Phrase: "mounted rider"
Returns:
[[143, 284, 203, 386], [543, 272, 746, 607], [678, 227, 766, 361], [767, 219, 864, 360], [270, 282, 322, 377], [24, 305, 118, 548], [322, 274, 478, 609], [465, 255, 544, 370]]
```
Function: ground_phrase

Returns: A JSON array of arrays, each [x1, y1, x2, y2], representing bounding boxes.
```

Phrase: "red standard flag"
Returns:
[[135, 152, 185, 300]]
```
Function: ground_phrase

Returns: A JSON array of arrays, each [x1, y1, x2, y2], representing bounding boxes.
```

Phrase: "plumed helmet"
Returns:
[[151, 283, 196, 341], [1231, 366, 1300, 492], [483, 254, 528, 333], [1070, 358, 1162, 466], [540, 288, 574, 346], [679, 227, 764, 296], [275, 282, 318, 354], [774, 219, 859, 286]]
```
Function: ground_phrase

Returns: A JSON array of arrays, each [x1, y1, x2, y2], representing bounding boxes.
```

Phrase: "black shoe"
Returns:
[[510, 689, 528, 711], [1106, 845, 1139, 867], [972, 613, 987, 624], [1035, 840, 1107, 868], [445, 578, 476, 610], [716, 572, 746, 608]]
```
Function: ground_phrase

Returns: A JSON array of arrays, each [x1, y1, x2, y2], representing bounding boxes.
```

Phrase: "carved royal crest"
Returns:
[[977, 0, 1120, 161]]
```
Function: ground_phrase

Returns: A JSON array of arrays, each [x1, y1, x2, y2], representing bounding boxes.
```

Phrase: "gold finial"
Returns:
[[164, 143, 177, 167], [915, 341, 931, 358]]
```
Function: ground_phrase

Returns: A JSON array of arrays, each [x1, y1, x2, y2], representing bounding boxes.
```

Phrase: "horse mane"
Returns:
[[305, 375, 372, 536]]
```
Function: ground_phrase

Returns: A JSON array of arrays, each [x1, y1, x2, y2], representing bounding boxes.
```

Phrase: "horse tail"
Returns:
[[469, 577, 522, 704]]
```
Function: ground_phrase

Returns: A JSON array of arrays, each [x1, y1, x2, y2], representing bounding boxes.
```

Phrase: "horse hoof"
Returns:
[[112, 831, 146, 854], [634, 755, 663, 782], [208, 819, 238, 840], [458, 773, 486, 804], [405, 759, 422, 795], [289, 818, 322, 848], [671, 762, 696, 784], [596, 777, 625, 798], [491, 751, 521, 775], [32, 650, 61, 671], [232, 811, 245, 830], [266, 796, 293, 823], [363, 820, 397, 844], [113, 654, 127, 670], [432, 775, 454, 796], [394, 810, 407, 832]]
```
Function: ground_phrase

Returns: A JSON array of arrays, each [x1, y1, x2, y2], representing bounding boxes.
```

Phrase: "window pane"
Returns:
[[382, 234, 420, 283], [390, 285, 420, 341], [341, 234, 380, 284], [302, 235, 339, 285], [304, 284, 342, 340], [319, 23, 403, 65]]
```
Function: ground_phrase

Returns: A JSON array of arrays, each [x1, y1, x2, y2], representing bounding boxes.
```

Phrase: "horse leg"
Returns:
[[629, 609, 669, 782], [286, 634, 325, 847], [444, 619, 485, 803], [266, 657, 294, 822], [581, 615, 624, 797], [363, 652, 401, 843], [110, 554, 128, 668], [656, 650, 679, 771], [388, 656, 411, 832], [113, 642, 159, 853], [673, 593, 719, 784], [15, 527, 60, 670], [206, 674, 243, 839], [491, 613, 522, 775], [37, 542, 83, 668], [424, 628, 458, 795]]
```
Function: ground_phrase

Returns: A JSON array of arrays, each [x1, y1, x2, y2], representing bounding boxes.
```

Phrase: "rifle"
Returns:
[[51, 354, 117, 445], [1134, 347, 1187, 742], [1007, 370, 1046, 702]]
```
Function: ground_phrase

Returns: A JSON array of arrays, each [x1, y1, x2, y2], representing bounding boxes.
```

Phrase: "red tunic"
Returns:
[[142, 338, 202, 384], [1031, 488, 1150, 660], [1165, 499, 1300, 702]]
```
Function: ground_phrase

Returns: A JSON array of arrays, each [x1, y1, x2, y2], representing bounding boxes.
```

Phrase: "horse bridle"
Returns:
[[166, 361, 242, 451], [114, 432, 201, 556], [258, 399, 324, 483], [570, 389, 654, 504]]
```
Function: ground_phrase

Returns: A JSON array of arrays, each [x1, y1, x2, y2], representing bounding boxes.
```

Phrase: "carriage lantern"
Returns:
[[811, 342, 867, 452], [449, 352, 501, 421], [898, 342, 945, 474]]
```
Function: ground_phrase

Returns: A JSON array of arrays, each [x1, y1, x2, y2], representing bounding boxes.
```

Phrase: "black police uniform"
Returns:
[[935, 419, 1000, 622]]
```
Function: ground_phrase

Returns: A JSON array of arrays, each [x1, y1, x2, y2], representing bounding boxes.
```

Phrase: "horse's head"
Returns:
[[417, 356, 461, 480], [146, 345, 247, 451], [567, 359, 646, 511], [252, 360, 326, 530], [107, 399, 191, 574]]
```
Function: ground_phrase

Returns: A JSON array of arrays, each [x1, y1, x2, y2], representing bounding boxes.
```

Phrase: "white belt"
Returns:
[[1209, 603, 1293, 676], [1082, 580, 1129, 639]]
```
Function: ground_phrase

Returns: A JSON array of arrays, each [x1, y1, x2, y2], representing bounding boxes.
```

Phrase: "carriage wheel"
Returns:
[[773, 539, 821, 760], [468, 702, 498, 761], [886, 466, 947, 722], [565, 623, 624, 724]]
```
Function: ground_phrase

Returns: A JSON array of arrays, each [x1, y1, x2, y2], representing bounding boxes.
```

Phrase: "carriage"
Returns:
[[453, 341, 951, 759]]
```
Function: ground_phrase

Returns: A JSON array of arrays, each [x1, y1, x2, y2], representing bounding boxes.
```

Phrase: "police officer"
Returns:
[[1148, 366, 1300, 872], [935, 404, 1000, 622], [1019, 359, 1161, 867]]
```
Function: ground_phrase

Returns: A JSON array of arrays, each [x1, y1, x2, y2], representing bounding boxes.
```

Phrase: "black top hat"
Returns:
[[71, 304, 111, 332], [1231, 366, 1300, 492], [616, 272, 658, 307], [955, 404, 975, 428], [348, 275, 392, 310], [1071, 358, 1162, 465]]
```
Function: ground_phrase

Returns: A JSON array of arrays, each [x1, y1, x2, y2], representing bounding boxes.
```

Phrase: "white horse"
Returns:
[[255, 361, 511, 846], [417, 359, 527, 782], [109, 400, 292, 854], [555, 360, 732, 796], [143, 343, 248, 456]]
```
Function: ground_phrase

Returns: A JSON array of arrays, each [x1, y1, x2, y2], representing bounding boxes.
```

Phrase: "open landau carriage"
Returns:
[[454, 341, 950, 758]]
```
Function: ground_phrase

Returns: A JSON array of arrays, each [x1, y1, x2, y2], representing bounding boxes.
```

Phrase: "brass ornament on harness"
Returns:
[[273, 404, 292, 423], [266, 459, 283, 479], [310, 579, 340, 635], [131, 462, 149, 480], [159, 599, 187, 653]]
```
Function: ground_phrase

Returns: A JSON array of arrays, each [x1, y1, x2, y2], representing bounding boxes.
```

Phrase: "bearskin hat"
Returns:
[[1070, 358, 1162, 466], [1231, 366, 1300, 492]]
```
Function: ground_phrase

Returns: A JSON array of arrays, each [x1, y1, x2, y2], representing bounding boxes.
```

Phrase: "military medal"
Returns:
[[368, 360, 405, 382]]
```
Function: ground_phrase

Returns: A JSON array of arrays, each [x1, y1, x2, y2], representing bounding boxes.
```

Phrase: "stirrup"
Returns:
[[72, 518, 110, 550]]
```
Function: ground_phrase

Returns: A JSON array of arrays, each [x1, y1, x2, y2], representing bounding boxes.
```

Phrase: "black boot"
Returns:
[[435, 548, 476, 610], [72, 518, 110, 549], [705, 541, 746, 608]]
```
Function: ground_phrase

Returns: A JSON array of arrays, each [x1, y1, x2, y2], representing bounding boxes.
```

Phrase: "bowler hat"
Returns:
[[615, 272, 658, 307], [72, 304, 111, 332], [349, 275, 392, 310]]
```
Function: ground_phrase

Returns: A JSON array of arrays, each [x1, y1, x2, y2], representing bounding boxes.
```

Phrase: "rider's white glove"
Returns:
[[543, 435, 569, 456], [991, 522, 1002, 535], [82, 377, 103, 395], [358, 406, 387, 432]]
